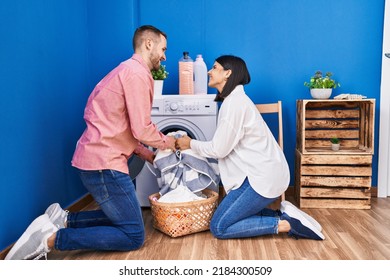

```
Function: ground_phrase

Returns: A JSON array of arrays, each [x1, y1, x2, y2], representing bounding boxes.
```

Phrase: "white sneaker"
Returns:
[[280, 201, 322, 232], [5, 214, 58, 260], [45, 203, 68, 229]]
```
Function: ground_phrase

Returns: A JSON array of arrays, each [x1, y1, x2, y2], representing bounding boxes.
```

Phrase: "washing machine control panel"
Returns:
[[152, 95, 217, 116]]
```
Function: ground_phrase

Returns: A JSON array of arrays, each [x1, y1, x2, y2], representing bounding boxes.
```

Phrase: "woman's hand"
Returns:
[[175, 135, 192, 150]]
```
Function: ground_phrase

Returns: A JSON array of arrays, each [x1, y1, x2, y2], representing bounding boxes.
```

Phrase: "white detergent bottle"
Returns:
[[179, 51, 194, 95], [193, 54, 208, 95]]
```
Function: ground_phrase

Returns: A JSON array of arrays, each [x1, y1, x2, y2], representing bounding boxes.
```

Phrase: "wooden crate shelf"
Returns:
[[295, 99, 375, 209], [296, 99, 375, 155], [295, 150, 372, 209]]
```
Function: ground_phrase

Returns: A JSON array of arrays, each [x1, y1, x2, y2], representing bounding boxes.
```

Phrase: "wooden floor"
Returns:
[[47, 196, 390, 260]]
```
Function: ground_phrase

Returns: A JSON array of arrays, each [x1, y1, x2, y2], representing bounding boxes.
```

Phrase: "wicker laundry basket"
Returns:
[[148, 189, 219, 237]]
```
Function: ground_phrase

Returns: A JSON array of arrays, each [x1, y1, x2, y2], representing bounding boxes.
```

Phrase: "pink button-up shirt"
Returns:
[[72, 54, 174, 174]]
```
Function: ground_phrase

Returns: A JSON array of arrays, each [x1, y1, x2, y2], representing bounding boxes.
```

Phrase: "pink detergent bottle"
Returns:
[[179, 52, 194, 95]]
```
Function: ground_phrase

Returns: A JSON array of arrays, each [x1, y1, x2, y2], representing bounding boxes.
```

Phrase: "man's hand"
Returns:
[[166, 135, 176, 151], [144, 151, 155, 164], [136, 148, 155, 164]]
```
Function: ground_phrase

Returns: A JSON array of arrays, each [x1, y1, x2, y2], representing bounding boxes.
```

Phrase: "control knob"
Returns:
[[169, 102, 179, 112]]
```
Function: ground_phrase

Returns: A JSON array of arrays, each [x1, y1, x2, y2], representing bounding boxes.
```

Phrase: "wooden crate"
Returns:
[[295, 150, 372, 209], [296, 99, 375, 155]]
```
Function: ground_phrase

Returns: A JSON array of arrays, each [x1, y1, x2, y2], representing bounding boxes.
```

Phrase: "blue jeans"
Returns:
[[54, 169, 144, 251], [210, 178, 280, 239]]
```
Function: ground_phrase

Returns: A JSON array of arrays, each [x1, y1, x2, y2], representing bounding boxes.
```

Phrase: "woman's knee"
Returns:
[[210, 216, 225, 239]]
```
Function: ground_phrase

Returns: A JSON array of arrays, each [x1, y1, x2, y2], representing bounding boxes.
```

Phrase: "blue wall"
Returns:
[[0, 0, 87, 250], [0, 0, 385, 251]]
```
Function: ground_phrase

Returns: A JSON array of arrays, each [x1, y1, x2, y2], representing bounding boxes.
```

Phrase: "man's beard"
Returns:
[[150, 53, 161, 71]]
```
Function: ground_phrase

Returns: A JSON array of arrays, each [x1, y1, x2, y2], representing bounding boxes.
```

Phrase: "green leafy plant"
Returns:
[[330, 137, 340, 144], [304, 70, 340, 89], [151, 64, 169, 80]]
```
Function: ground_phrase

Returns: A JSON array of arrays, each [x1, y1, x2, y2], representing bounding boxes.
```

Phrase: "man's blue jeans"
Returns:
[[210, 178, 280, 239], [54, 169, 144, 251]]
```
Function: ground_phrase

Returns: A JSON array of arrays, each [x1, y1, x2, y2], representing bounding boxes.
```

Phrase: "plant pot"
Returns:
[[331, 143, 340, 151], [154, 80, 164, 96], [310, 88, 332, 99]]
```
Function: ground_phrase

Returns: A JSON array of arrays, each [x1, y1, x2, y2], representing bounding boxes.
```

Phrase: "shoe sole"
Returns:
[[281, 201, 322, 231], [5, 214, 51, 260], [282, 203, 325, 240]]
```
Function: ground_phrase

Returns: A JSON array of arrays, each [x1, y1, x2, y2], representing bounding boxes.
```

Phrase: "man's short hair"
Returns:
[[133, 25, 167, 51]]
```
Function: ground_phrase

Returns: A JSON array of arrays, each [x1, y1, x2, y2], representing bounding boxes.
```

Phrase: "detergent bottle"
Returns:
[[179, 52, 194, 95], [193, 54, 208, 95]]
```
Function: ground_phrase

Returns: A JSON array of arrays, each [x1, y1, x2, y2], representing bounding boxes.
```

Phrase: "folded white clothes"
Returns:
[[157, 185, 206, 203], [153, 131, 220, 203]]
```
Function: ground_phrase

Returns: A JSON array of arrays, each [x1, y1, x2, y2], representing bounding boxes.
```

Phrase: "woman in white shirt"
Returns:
[[176, 55, 324, 240]]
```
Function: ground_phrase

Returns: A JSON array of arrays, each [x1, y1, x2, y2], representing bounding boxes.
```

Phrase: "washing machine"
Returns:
[[128, 94, 218, 206]]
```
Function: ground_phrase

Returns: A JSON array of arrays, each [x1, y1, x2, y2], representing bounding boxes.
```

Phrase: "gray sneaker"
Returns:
[[45, 203, 68, 229], [5, 214, 58, 260], [280, 201, 322, 231]]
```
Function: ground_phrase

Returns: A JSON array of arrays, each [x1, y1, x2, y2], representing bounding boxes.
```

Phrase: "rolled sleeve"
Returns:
[[124, 71, 171, 150]]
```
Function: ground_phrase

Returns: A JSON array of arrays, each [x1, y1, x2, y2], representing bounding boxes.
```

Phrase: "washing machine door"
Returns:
[[155, 117, 208, 141], [128, 153, 146, 180]]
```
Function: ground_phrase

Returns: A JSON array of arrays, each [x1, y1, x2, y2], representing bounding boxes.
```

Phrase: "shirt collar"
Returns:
[[131, 53, 150, 72], [226, 85, 244, 100]]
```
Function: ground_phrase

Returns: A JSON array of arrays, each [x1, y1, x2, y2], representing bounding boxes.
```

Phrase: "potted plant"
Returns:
[[304, 70, 340, 99], [151, 64, 169, 96], [330, 137, 340, 151]]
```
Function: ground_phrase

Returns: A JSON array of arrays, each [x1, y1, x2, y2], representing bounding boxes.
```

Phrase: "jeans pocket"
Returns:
[[79, 170, 110, 204]]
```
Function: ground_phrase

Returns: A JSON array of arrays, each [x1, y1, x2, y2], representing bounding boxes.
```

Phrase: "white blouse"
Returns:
[[190, 85, 290, 198]]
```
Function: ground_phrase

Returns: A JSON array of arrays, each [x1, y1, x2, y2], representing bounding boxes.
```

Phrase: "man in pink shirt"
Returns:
[[6, 25, 175, 260]]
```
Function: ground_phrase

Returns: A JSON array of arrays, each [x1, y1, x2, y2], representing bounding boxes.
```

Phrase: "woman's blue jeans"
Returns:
[[210, 178, 280, 239], [54, 169, 144, 251]]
